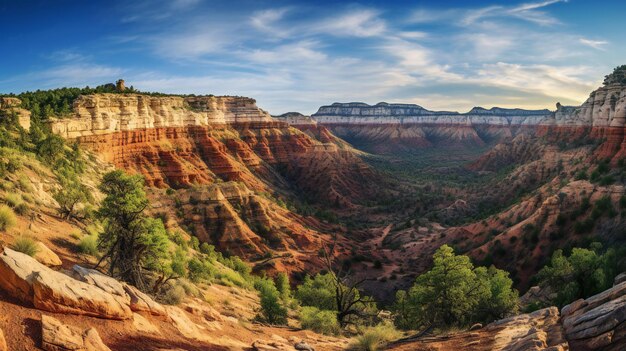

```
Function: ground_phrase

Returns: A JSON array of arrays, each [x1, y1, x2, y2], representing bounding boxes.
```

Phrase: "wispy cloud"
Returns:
[[412, 0, 567, 26], [579, 38, 608, 50], [315, 9, 386, 37], [250, 8, 292, 38]]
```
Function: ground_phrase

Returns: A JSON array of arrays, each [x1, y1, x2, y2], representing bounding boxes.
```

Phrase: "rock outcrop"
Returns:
[[41, 315, 111, 351], [0, 248, 132, 320], [50, 94, 274, 138], [561, 280, 626, 350], [71, 265, 166, 316], [49, 94, 379, 205], [313, 102, 549, 125]]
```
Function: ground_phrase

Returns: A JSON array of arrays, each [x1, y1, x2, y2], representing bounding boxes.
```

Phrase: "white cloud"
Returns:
[[412, 0, 567, 26], [471, 62, 596, 102], [579, 38, 608, 50], [250, 8, 291, 38], [316, 9, 386, 37]]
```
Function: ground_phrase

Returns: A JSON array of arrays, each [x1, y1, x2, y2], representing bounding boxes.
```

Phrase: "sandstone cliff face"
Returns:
[[312, 102, 550, 126], [50, 94, 274, 138], [304, 86, 626, 158], [49, 93, 381, 267], [49, 94, 379, 203]]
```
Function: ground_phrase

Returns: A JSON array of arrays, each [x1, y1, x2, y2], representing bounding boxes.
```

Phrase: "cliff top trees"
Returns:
[[394, 245, 518, 330], [604, 65, 626, 85]]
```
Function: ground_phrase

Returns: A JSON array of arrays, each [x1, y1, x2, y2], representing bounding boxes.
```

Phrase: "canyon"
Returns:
[[0, 70, 625, 351]]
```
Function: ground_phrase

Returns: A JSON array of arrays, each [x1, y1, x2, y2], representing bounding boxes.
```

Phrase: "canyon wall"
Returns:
[[303, 84, 626, 160], [46, 94, 381, 261]]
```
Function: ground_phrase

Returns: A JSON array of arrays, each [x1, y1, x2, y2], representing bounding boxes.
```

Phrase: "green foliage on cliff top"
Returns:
[[603, 65, 626, 85]]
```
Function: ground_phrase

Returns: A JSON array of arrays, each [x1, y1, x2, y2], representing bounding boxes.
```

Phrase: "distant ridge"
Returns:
[[314, 102, 551, 117]]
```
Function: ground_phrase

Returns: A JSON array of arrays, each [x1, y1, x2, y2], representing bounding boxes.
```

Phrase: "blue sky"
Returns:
[[0, 0, 624, 114]]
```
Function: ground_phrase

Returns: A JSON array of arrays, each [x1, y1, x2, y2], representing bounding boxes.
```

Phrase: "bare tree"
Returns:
[[320, 239, 377, 327]]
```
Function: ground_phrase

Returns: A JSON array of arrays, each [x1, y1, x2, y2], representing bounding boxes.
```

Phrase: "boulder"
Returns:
[[123, 284, 166, 316], [41, 315, 111, 351], [166, 306, 212, 342], [0, 328, 7, 351], [71, 265, 130, 303], [0, 248, 38, 300], [0, 248, 131, 320], [34, 242, 62, 267], [252, 340, 290, 351], [32, 269, 132, 320], [183, 299, 222, 321]]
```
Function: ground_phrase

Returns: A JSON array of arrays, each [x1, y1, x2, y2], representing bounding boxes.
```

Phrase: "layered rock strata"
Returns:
[[306, 84, 626, 160]]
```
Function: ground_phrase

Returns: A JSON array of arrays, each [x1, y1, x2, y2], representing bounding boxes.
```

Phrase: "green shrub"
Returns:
[[0, 205, 17, 231], [12, 236, 39, 256], [255, 278, 288, 325], [78, 235, 99, 256], [187, 257, 214, 283], [275, 272, 291, 301], [295, 273, 337, 311], [300, 306, 340, 335], [160, 283, 186, 305], [351, 323, 402, 351]]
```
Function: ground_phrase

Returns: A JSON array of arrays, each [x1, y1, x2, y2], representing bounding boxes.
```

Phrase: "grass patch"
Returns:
[[0, 205, 17, 231], [11, 236, 39, 256], [77, 234, 99, 256], [350, 323, 402, 351]]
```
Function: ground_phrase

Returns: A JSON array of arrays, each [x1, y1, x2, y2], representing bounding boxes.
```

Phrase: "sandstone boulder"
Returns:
[[183, 299, 222, 321], [0, 328, 7, 351], [165, 306, 211, 342], [0, 248, 131, 320], [123, 284, 166, 316], [41, 315, 111, 351], [252, 340, 290, 351], [71, 265, 130, 302], [34, 242, 62, 267], [0, 248, 37, 301], [32, 269, 132, 320]]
